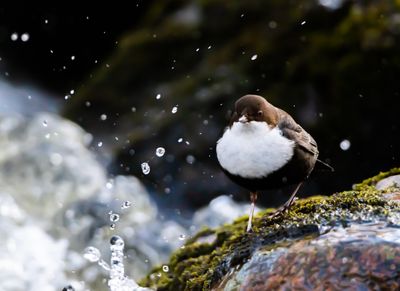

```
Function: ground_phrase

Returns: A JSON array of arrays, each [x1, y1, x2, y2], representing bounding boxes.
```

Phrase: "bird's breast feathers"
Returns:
[[216, 121, 295, 179]]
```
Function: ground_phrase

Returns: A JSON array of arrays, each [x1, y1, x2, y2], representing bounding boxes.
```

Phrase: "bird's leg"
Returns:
[[246, 191, 258, 232], [271, 182, 303, 217], [283, 181, 303, 208]]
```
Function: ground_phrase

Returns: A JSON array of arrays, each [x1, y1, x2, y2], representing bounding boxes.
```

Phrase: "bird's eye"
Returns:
[[257, 110, 263, 116]]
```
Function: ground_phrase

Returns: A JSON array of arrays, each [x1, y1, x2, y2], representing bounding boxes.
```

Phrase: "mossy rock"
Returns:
[[140, 168, 400, 290]]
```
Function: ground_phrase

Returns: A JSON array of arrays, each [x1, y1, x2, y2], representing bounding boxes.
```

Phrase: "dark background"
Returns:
[[0, 2, 151, 92], [1, 1, 398, 211]]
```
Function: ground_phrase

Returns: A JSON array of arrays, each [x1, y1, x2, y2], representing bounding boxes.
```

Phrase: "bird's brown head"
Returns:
[[230, 94, 278, 126]]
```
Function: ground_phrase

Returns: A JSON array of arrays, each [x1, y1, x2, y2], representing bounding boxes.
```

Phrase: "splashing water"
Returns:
[[83, 246, 110, 271], [110, 213, 120, 222], [155, 147, 165, 157], [84, 236, 153, 290], [340, 139, 351, 151], [121, 201, 132, 209], [21, 33, 30, 42], [141, 162, 150, 175], [83, 246, 101, 262], [162, 265, 169, 272], [84, 239, 152, 289]]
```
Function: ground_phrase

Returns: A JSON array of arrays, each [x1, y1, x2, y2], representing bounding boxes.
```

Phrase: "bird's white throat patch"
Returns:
[[216, 121, 294, 178]]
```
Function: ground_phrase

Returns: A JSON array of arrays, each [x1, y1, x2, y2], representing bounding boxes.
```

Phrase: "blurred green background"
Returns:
[[1, 0, 399, 210]]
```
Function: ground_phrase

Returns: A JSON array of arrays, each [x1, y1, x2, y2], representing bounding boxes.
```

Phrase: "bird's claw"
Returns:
[[269, 206, 287, 218], [269, 199, 297, 218]]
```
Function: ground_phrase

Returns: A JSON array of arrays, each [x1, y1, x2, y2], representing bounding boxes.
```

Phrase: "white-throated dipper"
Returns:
[[216, 94, 330, 231]]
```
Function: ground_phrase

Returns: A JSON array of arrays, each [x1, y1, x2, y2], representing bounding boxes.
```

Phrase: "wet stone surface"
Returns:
[[216, 222, 400, 291], [142, 170, 400, 291], [376, 174, 400, 190]]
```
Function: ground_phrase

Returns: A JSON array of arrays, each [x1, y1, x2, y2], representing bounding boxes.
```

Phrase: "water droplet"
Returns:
[[70, 89, 75, 95], [178, 138, 183, 143], [83, 246, 101, 262], [269, 21, 277, 29], [50, 153, 63, 166], [85, 101, 91, 107], [106, 181, 113, 189], [97, 141, 103, 147], [110, 235, 124, 248], [10, 32, 18, 41], [301, 20, 306, 25], [110, 213, 120, 222], [64, 95, 70, 100], [156, 93, 161, 100], [110, 223, 116, 230], [171, 106, 178, 114], [195, 48, 200, 52], [71, 55, 75, 60], [121, 201, 132, 209], [179, 234, 186, 241], [162, 265, 169, 272], [21, 33, 30, 42], [141, 162, 150, 175], [156, 147, 165, 157], [100, 114, 107, 121], [207, 45, 212, 49], [186, 155, 195, 164], [131, 107, 136, 112], [45, 133, 50, 139], [251, 54, 258, 61], [340, 139, 351, 151]]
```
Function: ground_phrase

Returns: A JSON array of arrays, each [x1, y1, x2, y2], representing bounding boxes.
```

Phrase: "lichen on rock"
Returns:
[[140, 168, 400, 290]]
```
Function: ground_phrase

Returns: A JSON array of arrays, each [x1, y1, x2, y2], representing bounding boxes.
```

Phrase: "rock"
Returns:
[[141, 168, 400, 290], [376, 174, 400, 190], [219, 223, 400, 290]]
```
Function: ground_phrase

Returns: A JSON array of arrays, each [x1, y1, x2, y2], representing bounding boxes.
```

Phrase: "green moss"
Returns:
[[353, 167, 400, 191], [140, 168, 400, 290]]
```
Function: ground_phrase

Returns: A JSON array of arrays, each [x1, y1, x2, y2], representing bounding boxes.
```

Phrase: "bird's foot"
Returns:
[[269, 198, 298, 218], [269, 206, 288, 218]]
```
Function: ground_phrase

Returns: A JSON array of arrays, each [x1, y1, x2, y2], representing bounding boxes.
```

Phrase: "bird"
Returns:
[[216, 94, 331, 232]]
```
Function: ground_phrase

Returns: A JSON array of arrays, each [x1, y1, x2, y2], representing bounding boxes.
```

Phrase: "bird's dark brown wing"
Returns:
[[277, 114, 319, 157]]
